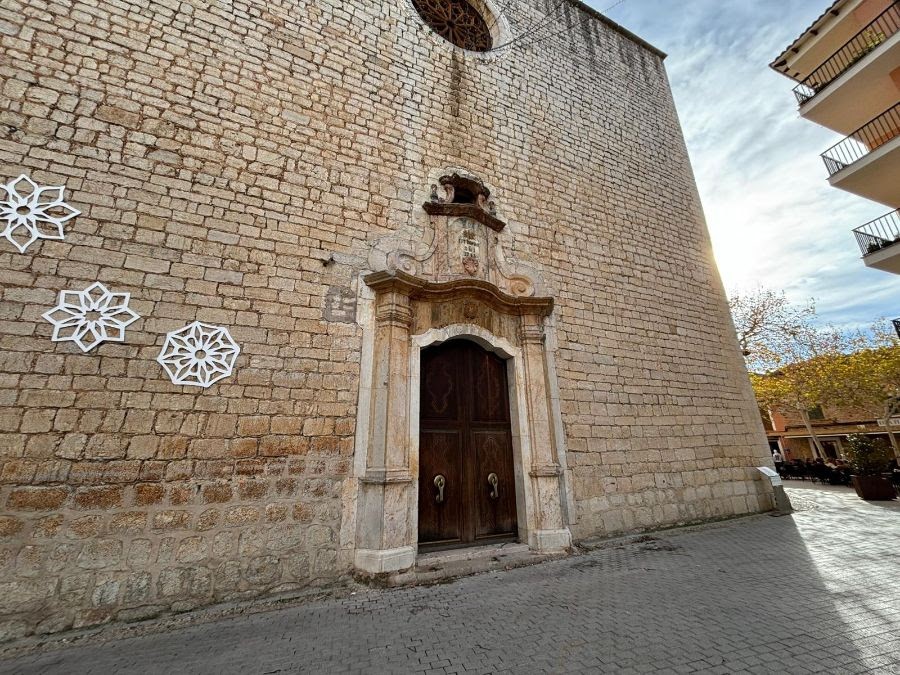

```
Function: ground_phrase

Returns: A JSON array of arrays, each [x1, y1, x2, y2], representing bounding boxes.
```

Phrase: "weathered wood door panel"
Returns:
[[418, 431, 463, 544], [473, 430, 517, 539], [419, 340, 517, 549]]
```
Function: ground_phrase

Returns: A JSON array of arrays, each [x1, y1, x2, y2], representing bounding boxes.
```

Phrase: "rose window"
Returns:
[[412, 0, 495, 52]]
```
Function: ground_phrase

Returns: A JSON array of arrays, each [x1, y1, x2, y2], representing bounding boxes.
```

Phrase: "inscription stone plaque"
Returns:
[[324, 286, 357, 323]]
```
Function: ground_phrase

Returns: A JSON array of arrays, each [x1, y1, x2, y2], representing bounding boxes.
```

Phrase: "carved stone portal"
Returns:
[[353, 171, 572, 575]]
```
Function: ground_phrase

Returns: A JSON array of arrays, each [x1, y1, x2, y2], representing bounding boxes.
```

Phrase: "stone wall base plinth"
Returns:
[[530, 528, 572, 553], [354, 546, 417, 574]]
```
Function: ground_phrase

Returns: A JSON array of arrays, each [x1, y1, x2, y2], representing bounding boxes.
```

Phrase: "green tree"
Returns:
[[750, 350, 844, 460], [843, 433, 893, 475], [830, 329, 900, 458], [730, 290, 900, 460], [748, 322, 900, 460]]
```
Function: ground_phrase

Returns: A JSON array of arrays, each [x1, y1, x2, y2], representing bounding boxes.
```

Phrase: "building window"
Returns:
[[411, 0, 494, 52], [807, 405, 825, 421]]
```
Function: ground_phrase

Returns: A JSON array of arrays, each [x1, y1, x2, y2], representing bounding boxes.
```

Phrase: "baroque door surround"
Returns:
[[351, 170, 573, 575]]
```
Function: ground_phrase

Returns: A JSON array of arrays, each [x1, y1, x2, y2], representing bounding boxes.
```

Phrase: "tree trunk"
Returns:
[[798, 408, 824, 459], [883, 400, 900, 461]]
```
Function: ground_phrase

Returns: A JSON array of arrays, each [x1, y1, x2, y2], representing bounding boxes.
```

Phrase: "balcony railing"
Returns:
[[854, 209, 900, 256], [821, 103, 900, 175], [794, 3, 900, 105]]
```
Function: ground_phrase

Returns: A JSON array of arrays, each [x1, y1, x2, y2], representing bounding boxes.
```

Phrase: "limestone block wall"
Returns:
[[0, 0, 772, 639]]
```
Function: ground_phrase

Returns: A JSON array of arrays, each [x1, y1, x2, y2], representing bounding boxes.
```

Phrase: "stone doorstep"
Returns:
[[388, 543, 561, 587]]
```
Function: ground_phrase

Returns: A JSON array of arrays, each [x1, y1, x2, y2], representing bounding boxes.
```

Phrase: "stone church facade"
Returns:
[[0, 0, 773, 638]]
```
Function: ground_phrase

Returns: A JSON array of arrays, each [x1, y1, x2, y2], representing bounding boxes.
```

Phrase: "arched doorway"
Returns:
[[418, 339, 517, 550]]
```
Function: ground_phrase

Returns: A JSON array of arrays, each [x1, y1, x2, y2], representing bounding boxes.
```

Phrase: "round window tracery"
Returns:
[[411, 0, 495, 52]]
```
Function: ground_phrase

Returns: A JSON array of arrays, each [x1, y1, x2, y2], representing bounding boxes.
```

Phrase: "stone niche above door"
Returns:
[[368, 170, 546, 303], [351, 170, 573, 576]]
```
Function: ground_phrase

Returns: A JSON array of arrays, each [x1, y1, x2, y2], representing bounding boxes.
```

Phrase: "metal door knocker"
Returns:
[[434, 474, 446, 504], [488, 472, 499, 500]]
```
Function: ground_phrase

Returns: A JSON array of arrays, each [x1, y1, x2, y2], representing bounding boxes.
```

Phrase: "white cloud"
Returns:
[[583, 0, 900, 328]]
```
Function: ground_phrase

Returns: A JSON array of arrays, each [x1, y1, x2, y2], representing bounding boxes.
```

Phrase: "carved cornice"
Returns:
[[364, 270, 554, 318], [422, 202, 506, 233]]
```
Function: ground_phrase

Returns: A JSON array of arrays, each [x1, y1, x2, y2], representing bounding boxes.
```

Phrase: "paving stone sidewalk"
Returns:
[[3, 484, 899, 674]]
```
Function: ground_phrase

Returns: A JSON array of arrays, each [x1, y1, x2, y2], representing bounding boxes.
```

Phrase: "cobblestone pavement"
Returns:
[[3, 484, 899, 674]]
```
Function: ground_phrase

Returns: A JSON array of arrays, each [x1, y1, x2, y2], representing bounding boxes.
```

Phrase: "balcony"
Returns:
[[854, 209, 900, 273], [794, 4, 900, 104], [793, 3, 900, 135], [822, 103, 900, 205]]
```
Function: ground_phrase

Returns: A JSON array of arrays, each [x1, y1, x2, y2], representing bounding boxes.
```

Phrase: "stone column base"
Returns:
[[531, 528, 572, 553], [354, 546, 417, 574]]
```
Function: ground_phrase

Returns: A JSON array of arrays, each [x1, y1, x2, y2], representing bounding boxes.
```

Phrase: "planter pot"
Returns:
[[851, 475, 897, 501]]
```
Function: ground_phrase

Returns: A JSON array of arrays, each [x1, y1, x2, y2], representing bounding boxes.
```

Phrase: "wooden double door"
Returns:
[[418, 339, 518, 550]]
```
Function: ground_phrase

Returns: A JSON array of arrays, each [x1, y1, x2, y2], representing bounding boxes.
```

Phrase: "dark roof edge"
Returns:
[[564, 0, 667, 59], [769, 0, 846, 70]]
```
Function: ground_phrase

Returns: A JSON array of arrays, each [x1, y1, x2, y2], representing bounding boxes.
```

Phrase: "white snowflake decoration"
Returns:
[[42, 282, 141, 353], [156, 321, 240, 388], [1, 174, 80, 253]]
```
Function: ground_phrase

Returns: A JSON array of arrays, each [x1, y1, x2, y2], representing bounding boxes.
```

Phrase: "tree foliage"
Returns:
[[729, 288, 815, 372], [831, 334, 900, 457], [843, 433, 893, 476], [829, 325, 900, 409], [729, 287, 900, 459], [747, 328, 854, 458]]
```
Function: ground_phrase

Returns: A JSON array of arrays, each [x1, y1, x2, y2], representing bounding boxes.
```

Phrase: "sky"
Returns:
[[583, 0, 899, 329]]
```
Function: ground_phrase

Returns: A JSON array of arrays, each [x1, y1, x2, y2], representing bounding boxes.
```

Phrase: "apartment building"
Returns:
[[771, 0, 900, 274]]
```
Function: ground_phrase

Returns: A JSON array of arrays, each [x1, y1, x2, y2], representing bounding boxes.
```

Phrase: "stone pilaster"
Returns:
[[519, 316, 572, 552], [354, 289, 417, 574]]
